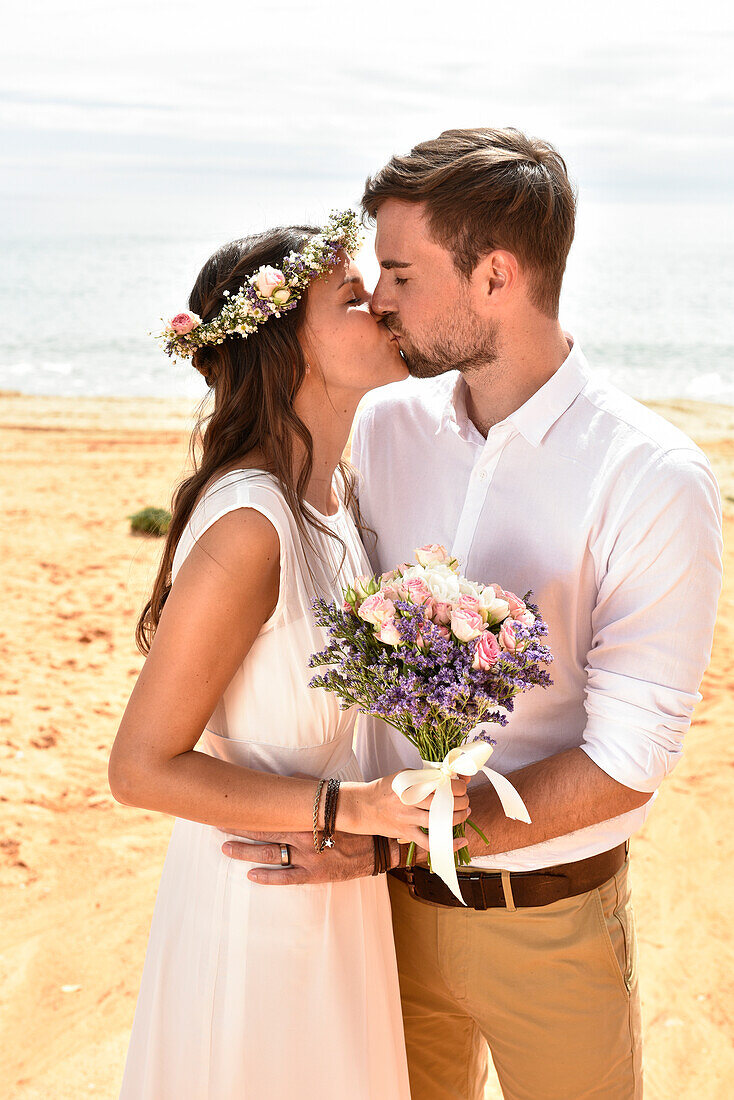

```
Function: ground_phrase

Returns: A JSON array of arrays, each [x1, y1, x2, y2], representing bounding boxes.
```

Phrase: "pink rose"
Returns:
[[380, 582, 405, 602], [514, 609, 535, 629], [403, 577, 433, 608], [170, 311, 201, 335], [272, 287, 291, 307], [415, 543, 450, 566], [376, 618, 402, 647], [458, 594, 482, 615], [499, 619, 518, 652], [431, 599, 453, 625], [472, 631, 501, 670], [434, 624, 451, 639], [450, 608, 486, 643], [358, 594, 396, 627], [496, 587, 527, 616], [254, 266, 287, 298]]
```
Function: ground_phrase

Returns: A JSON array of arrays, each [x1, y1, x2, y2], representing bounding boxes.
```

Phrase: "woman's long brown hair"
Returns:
[[135, 225, 361, 654]]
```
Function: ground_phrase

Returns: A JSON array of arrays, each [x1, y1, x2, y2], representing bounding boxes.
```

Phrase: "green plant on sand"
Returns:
[[129, 507, 171, 537]]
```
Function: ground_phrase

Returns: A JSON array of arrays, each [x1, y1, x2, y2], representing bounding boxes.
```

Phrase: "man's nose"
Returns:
[[370, 275, 391, 317]]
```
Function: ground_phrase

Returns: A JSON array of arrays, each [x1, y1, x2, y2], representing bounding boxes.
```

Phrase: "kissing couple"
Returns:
[[110, 127, 722, 1099]]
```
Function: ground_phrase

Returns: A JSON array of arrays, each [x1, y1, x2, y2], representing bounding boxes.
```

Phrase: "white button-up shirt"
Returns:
[[351, 338, 723, 871]]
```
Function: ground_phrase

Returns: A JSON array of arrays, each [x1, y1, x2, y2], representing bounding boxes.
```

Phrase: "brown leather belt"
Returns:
[[390, 843, 627, 910]]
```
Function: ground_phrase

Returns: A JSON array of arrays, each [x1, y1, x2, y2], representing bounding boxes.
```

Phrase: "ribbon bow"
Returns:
[[391, 725, 532, 905]]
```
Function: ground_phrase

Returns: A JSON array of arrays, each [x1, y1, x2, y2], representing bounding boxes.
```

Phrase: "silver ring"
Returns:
[[279, 843, 290, 866]]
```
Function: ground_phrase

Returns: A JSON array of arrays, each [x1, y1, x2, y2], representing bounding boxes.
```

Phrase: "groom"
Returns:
[[225, 128, 723, 1098]]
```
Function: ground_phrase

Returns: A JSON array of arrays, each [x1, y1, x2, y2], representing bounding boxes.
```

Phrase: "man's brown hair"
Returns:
[[362, 127, 576, 317]]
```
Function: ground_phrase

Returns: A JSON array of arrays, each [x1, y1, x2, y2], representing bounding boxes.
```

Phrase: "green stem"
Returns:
[[466, 818, 490, 845]]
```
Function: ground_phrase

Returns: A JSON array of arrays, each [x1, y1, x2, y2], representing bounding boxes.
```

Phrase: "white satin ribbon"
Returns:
[[391, 724, 532, 905]]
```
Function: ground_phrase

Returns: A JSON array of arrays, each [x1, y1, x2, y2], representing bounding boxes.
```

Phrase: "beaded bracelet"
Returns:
[[320, 778, 341, 850], [313, 778, 341, 852]]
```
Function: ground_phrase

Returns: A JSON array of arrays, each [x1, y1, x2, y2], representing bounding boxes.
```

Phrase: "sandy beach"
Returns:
[[1, 390, 732, 1099]]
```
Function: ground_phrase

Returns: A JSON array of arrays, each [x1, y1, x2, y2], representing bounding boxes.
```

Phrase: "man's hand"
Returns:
[[220, 829, 390, 885]]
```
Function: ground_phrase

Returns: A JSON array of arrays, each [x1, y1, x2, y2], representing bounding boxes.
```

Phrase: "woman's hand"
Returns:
[[339, 774, 470, 850]]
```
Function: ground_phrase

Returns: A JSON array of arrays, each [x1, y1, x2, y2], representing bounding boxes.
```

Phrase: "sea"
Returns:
[[1, 199, 732, 404]]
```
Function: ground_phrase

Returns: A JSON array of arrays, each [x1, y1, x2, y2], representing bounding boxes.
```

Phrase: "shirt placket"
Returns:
[[451, 425, 514, 566]]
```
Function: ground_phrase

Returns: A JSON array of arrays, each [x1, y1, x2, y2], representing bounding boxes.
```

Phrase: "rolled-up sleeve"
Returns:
[[581, 447, 723, 792]]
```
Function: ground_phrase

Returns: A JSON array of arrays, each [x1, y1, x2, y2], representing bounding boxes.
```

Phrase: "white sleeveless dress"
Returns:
[[118, 470, 410, 1100]]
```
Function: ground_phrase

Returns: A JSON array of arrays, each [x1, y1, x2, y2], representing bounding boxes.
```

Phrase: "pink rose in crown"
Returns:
[[472, 631, 501, 670], [404, 577, 433, 609], [376, 618, 402, 647], [499, 619, 518, 652], [254, 266, 287, 298], [170, 311, 201, 335], [450, 608, 486, 642], [415, 543, 450, 566], [431, 599, 453, 625], [358, 594, 396, 628]]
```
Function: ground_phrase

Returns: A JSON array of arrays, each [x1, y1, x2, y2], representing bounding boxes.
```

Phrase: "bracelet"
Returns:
[[372, 835, 392, 875], [312, 779, 326, 852], [319, 778, 341, 851]]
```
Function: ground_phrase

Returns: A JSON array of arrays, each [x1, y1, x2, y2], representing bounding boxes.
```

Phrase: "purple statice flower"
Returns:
[[309, 589, 552, 765]]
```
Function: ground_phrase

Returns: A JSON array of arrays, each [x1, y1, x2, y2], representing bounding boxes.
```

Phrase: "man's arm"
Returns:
[[460, 748, 649, 857], [467, 446, 723, 858]]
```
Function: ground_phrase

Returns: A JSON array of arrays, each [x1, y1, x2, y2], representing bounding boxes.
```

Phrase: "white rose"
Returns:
[[272, 287, 291, 306], [417, 563, 462, 603], [479, 592, 510, 625], [458, 578, 483, 598]]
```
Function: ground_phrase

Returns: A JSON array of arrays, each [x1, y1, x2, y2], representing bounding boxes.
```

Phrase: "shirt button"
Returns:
[[477, 469, 487, 481]]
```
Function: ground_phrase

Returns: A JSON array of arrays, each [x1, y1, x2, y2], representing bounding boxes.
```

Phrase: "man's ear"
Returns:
[[474, 250, 518, 302]]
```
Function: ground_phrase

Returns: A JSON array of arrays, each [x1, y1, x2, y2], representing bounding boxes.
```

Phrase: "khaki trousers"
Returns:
[[387, 859, 642, 1100]]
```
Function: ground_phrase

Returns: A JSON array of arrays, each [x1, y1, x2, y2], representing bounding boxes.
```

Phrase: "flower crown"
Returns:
[[156, 209, 363, 361]]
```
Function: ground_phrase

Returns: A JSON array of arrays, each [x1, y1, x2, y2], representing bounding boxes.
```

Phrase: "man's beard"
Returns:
[[384, 310, 500, 379]]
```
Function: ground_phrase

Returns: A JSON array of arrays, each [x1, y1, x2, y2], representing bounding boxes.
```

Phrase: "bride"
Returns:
[[109, 211, 469, 1099]]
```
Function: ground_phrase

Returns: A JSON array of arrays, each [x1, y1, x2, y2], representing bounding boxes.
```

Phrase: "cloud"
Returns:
[[1, 0, 732, 236]]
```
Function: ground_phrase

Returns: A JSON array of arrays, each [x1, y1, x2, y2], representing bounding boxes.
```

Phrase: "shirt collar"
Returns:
[[437, 336, 590, 448]]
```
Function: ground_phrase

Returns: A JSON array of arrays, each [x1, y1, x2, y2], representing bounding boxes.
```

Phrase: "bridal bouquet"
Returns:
[[309, 545, 553, 903]]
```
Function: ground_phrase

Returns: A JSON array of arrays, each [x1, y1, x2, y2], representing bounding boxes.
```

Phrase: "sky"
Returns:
[[2, 0, 733, 238]]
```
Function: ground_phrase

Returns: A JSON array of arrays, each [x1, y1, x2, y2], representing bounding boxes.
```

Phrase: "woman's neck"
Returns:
[[294, 386, 359, 516]]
